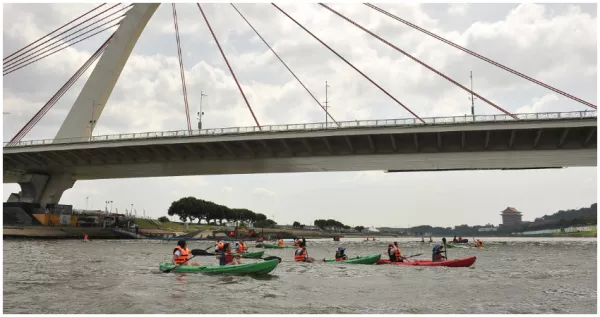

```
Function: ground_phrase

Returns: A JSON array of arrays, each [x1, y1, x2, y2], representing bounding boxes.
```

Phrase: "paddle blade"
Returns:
[[191, 249, 209, 256], [264, 256, 282, 263]]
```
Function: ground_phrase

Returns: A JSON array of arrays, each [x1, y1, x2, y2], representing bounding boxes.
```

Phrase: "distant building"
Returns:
[[500, 207, 523, 226]]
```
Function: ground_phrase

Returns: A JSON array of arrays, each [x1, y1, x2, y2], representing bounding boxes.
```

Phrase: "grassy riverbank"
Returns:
[[550, 230, 597, 237]]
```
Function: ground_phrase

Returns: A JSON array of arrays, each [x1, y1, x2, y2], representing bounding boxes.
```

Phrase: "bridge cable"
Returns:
[[320, 4, 518, 119], [272, 3, 425, 123], [172, 4, 193, 133], [364, 3, 597, 110], [197, 4, 262, 129], [8, 36, 111, 144], [4, 4, 123, 66], [3, 3, 107, 62], [231, 3, 339, 127], [3, 22, 121, 77], [8, 35, 113, 145], [3, 8, 129, 75]]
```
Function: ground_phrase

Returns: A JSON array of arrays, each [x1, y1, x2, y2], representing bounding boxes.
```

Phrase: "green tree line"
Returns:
[[166, 197, 276, 228]]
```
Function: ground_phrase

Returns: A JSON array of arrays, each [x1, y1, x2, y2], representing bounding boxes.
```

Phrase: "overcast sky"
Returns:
[[2, 2, 597, 228]]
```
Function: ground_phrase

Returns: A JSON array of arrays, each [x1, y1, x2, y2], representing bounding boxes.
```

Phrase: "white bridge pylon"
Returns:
[[53, 4, 160, 141]]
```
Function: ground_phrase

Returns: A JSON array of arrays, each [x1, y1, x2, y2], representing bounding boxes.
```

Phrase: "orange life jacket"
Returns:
[[278, 239, 284, 246], [173, 245, 191, 264], [294, 240, 300, 247], [394, 247, 401, 259], [294, 248, 307, 262], [476, 240, 483, 247], [236, 242, 247, 253]]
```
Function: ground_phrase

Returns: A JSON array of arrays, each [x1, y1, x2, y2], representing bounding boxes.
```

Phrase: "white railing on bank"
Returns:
[[4, 110, 596, 148]]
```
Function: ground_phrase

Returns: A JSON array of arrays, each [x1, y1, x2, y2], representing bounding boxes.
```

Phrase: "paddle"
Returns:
[[442, 237, 448, 260], [263, 256, 282, 263]]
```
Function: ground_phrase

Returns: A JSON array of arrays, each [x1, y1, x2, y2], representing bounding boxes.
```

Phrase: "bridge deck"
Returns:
[[3, 111, 597, 182]]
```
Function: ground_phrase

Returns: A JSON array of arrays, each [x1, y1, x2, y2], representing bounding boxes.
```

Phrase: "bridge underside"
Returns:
[[4, 121, 597, 183]]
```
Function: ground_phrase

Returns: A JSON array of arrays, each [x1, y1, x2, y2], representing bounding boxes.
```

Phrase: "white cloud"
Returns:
[[252, 187, 275, 197], [448, 4, 469, 16]]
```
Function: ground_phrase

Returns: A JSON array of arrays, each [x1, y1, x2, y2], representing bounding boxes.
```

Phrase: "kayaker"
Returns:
[[387, 244, 396, 261], [257, 237, 264, 242], [235, 240, 247, 253], [390, 242, 407, 262], [173, 240, 200, 266], [277, 239, 284, 247], [294, 241, 316, 263], [452, 236, 458, 242], [432, 244, 446, 262], [294, 239, 300, 247], [429, 236, 433, 242], [83, 234, 89, 242], [335, 247, 348, 261], [218, 243, 241, 266], [475, 239, 483, 248], [421, 237, 424, 243]]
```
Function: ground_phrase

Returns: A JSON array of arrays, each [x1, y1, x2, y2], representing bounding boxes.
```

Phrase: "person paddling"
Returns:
[[215, 239, 224, 255], [83, 234, 89, 242], [335, 247, 348, 261], [389, 241, 408, 262], [277, 239, 284, 247], [432, 244, 447, 262], [173, 240, 200, 266], [235, 240, 247, 254], [294, 240, 316, 263], [218, 243, 241, 266], [475, 239, 484, 248]]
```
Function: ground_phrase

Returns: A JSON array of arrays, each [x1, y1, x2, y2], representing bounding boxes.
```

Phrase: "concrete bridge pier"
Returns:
[[8, 173, 75, 208]]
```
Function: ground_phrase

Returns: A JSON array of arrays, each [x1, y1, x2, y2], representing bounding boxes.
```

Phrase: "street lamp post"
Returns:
[[468, 71, 477, 120], [323, 81, 330, 128], [131, 204, 134, 218], [105, 200, 113, 214], [198, 91, 207, 130], [86, 197, 89, 211]]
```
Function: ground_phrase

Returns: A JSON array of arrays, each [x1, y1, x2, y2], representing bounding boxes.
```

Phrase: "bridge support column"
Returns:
[[10, 173, 75, 208]]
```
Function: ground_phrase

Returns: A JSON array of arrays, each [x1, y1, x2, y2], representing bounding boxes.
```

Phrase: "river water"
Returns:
[[3, 237, 597, 314]]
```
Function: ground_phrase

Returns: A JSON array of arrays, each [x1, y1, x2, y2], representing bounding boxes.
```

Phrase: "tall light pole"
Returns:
[[105, 200, 113, 213], [468, 71, 477, 120], [131, 204, 134, 218], [109, 201, 114, 213], [323, 81, 330, 128], [86, 197, 89, 211], [198, 91, 207, 130]]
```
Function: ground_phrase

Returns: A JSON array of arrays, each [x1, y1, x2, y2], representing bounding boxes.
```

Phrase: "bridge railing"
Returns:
[[4, 110, 596, 148]]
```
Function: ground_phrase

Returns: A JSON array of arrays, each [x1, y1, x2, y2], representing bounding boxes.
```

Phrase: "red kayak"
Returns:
[[376, 256, 476, 267]]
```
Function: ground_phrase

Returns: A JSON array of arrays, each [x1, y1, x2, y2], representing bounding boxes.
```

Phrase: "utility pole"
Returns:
[[86, 197, 89, 211], [198, 91, 207, 130], [468, 71, 477, 119], [323, 81, 330, 128]]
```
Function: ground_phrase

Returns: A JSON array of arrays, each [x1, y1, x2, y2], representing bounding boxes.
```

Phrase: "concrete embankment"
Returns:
[[3, 226, 128, 239]]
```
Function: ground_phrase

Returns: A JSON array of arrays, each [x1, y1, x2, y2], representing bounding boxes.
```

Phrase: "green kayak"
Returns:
[[262, 243, 296, 249], [240, 250, 265, 259], [323, 254, 381, 265], [159, 259, 279, 275]]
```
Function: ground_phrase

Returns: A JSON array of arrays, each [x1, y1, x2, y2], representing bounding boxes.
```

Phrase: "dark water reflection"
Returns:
[[3, 237, 596, 314]]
